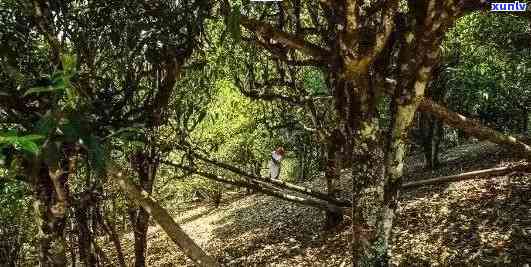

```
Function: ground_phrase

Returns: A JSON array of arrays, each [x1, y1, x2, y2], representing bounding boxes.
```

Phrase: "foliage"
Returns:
[[443, 13, 530, 132], [0, 179, 35, 265], [0, 0, 530, 265]]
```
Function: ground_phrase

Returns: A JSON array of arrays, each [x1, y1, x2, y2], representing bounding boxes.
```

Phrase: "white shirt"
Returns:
[[272, 151, 282, 162], [269, 151, 283, 179]]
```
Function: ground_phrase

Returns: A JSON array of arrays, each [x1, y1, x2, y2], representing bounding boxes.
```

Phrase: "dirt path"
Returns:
[[115, 142, 530, 266]]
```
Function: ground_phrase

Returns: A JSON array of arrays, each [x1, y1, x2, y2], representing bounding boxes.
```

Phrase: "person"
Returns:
[[269, 146, 285, 180]]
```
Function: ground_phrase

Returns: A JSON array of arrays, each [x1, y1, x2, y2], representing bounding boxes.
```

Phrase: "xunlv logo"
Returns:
[[491, 1, 528, 11]]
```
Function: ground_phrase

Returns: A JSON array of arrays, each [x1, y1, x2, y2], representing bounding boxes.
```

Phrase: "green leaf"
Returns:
[[86, 135, 107, 176], [24, 85, 64, 96], [0, 133, 44, 155], [35, 114, 58, 135], [23, 134, 46, 142], [51, 71, 64, 82], [53, 78, 66, 90], [228, 5, 241, 42], [60, 118, 82, 142], [16, 139, 39, 154]]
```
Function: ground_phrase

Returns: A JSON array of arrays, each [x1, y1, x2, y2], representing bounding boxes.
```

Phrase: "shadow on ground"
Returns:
[[117, 142, 529, 266], [207, 195, 351, 266], [393, 174, 530, 265]]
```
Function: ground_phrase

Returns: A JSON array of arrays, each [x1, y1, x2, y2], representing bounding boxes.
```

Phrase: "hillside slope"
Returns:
[[112, 142, 530, 266]]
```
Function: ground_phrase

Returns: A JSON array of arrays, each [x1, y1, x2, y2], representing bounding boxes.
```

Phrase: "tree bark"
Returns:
[[324, 130, 344, 229], [32, 163, 68, 267], [377, 97, 423, 264], [420, 65, 448, 170], [522, 108, 528, 134], [108, 166, 219, 267], [350, 118, 385, 266], [420, 111, 444, 169], [419, 99, 531, 158], [92, 238, 110, 266], [74, 193, 95, 266], [129, 150, 158, 267]]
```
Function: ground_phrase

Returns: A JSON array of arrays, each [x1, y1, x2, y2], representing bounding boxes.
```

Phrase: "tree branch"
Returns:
[[239, 89, 304, 106], [162, 160, 343, 213], [402, 163, 531, 189], [107, 165, 219, 267], [178, 151, 351, 206], [239, 16, 330, 60], [418, 99, 531, 159]]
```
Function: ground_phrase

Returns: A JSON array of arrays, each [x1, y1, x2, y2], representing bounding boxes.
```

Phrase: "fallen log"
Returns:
[[418, 99, 531, 159], [107, 165, 220, 267], [402, 163, 531, 189], [187, 152, 351, 206], [163, 161, 343, 213]]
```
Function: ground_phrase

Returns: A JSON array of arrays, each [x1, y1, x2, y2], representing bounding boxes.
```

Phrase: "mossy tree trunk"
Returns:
[[230, 1, 493, 265], [324, 130, 345, 229], [128, 149, 158, 267], [420, 111, 444, 169], [32, 162, 68, 267], [374, 2, 466, 263], [419, 65, 447, 170]]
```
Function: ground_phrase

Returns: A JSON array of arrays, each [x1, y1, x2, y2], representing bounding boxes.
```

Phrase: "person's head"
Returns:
[[276, 146, 285, 156]]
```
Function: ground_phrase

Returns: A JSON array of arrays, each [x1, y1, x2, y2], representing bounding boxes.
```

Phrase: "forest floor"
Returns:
[[113, 141, 530, 266]]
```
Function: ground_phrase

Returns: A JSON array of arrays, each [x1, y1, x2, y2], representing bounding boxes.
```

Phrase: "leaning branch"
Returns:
[[418, 99, 531, 159], [402, 163, 531, 189], [181, 151, 351, 206], [162, 161, 343, 213], [239, 89, 304, 106], [107, 165, 219, 267]]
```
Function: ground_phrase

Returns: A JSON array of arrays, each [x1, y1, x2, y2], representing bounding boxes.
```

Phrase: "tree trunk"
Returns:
[[69, 218, 76, 267], [129, 150, 158, 267], [100, 211, 126, 267], [92, 238, 110, 266], [32, 163, 68, 267], [249, 162, 261, 194], [298, 147, 304, 181], [75, 193, 95, 266], [324, 130, 344, 229], [376, 96, 423, 264], [420, 112, 443, 169], [522, 108, 529, 134], [131, 208, 149, 267], [350, 119, 386, 266], [108, 166, 219, 267]]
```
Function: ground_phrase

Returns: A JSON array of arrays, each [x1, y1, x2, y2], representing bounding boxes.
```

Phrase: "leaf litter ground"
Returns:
[[110, 141, 530, 266]]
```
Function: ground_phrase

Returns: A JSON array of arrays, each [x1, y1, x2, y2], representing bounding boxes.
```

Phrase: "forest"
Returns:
[[0, 0, 530, 266]]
